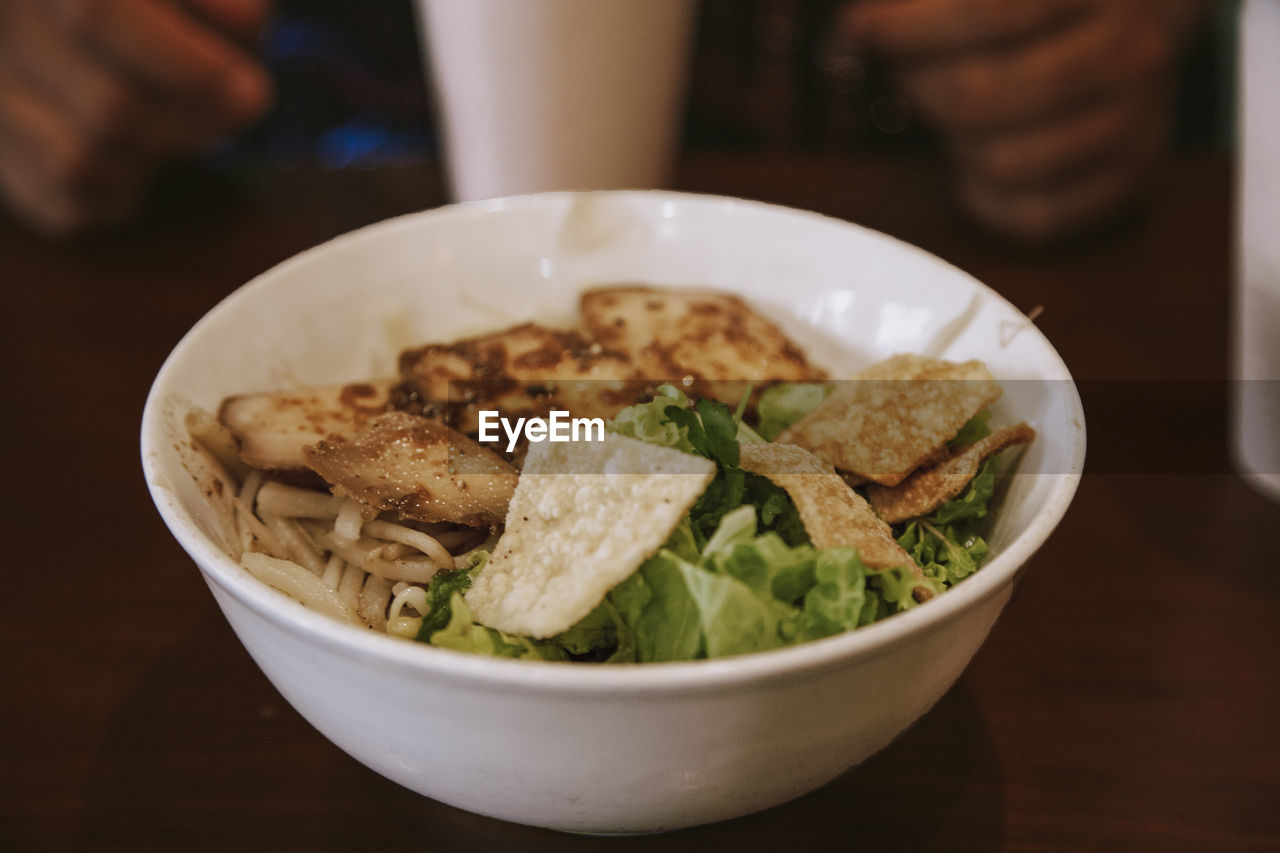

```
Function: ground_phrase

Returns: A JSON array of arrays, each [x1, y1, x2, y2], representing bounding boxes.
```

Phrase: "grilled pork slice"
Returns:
[[304, 411, 517, 528], [219, 381, 396, 473], [398, 322, 644, 431], [579, 286, 826, 404]]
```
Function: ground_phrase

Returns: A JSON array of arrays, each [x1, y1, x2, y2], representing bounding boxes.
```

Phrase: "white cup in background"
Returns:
[[415, 0, 697, 202], [1234, 0, 1280, 502]]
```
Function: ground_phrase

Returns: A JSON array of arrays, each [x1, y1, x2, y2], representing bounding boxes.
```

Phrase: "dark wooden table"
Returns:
[[3, 153, 1276, 851]]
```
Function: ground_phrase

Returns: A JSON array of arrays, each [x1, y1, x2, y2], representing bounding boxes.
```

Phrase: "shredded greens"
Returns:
[[414, 387, 1010, 662]]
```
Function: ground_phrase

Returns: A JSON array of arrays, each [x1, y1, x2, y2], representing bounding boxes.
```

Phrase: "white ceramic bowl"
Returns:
[[141, 191, 1085, 833]]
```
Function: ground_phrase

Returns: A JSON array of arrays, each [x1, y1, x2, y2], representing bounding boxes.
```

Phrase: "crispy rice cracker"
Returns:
[[868, 423, 1036, 524], [778, 355, 1001, 486], [465, 434, 715, 638]]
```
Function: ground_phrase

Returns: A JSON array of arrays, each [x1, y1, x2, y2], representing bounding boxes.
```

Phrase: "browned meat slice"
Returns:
[[778, 355, 1001, 486], [304, 411, 517, 528], [737, 442, 934, 602], [219, 381, 396, 473], [868, 422, 1036, 523], [398, 322, 643, 431], [579, 285, 825, 404]]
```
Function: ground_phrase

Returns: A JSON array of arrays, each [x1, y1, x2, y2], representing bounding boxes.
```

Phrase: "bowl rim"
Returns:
[[141, 189, 1086, 697]]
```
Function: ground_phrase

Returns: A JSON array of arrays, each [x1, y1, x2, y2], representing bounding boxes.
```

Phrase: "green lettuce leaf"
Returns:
[[428, 592, 567, 661], [797, 547, 870, 640], [612, 553, 704, 662], [622, 549, 794, 660], [607, 384, 695, 452], [701, 504, 757, 558], [554, 600, 617, 656], [674, 553, 790, 658], [606, 508, 827, 661], [710, 531, 817, 607], [756, 382, 832, 440], [662, 515, 702, 563], [948, 409, 993, 448]]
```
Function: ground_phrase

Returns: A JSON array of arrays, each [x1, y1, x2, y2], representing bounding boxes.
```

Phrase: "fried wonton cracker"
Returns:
[[465, 434, 716, 638], [778, 355, 1001, 486], [738, 442, 934, 601], [868, 422, 1036, 524]]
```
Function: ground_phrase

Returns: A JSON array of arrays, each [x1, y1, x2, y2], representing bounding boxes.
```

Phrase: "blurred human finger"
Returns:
[[0, 73, 145, 234], [51, 0, 272, 122], [950, 82, 1171, 188], [893, 9, 1172, 133], [954, 132, 1164, 244], [4, 4, 237, 158], [844, 0, 1090, 58], [183, 0, 275, 44]]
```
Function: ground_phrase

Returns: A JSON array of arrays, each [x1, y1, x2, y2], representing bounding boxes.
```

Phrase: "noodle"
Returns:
[[192, 432, 471, 638], [431, 529, 486, 550], [374, 542, 414, 560], [319, 533, 442, 583], [185, 408, 249, 480], [256, 481, 345, 518], [333, 499, 366, 547], [241, 552, 357, 624], [359, 575, 393, 630], [262, 513, 326, 576], [233, 497, 288, 558], [382, 558, 438, 584], [336, 562, 365, 612], [321, 554, 344, 589], [237, 470, 262, 506], [363, 520, 453, 567], [387, 585, 429, 639]]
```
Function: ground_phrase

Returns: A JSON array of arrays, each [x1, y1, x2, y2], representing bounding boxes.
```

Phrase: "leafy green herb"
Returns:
[[661, 397, 740, 469], [871, 565, 940, 611], [927, 457, 997, 525], [744, 472, 809, 546], [414, 569, 474, 642]]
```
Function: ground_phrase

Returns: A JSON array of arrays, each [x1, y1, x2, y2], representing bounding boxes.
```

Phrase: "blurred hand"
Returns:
[[0, 0, 273, 236], [843, 0, 1209, 243]]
